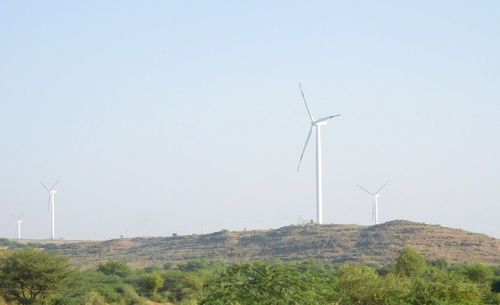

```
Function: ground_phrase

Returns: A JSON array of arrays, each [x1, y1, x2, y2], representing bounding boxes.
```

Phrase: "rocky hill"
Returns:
[[5, 220, 500, 266], [9, 220, 500, 267]]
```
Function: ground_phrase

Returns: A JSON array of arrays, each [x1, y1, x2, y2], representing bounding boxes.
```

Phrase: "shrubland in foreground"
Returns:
[[0, 247, 499, 305]]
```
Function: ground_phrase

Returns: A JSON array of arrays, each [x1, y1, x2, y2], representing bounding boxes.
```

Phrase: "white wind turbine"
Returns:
[[41, 180, 59, 240], [357, 181, 389, 225], [297, 83, 341, 225], [12, 214, 23, 240], [16, 219, 23, 240]]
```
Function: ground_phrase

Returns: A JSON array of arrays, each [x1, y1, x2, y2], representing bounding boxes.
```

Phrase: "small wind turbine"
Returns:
[[16, 219, 23, 240], [296, 83, 341, 225], [41, 180, 59, 240], [357, 181, 389, 225], [12, 214, 24, 240]]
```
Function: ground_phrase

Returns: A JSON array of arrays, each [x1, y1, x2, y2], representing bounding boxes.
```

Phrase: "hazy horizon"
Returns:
[[1, 1, 499, 240]]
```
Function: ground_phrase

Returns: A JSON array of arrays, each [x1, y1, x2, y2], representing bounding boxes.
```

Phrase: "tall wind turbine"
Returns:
[[296, 83, 341, 225], [357, 181, 389, 225], [41, 180, 59, 240]]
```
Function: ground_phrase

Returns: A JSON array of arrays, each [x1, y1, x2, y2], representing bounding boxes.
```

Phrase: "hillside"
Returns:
[[9, 220, 500, 267]]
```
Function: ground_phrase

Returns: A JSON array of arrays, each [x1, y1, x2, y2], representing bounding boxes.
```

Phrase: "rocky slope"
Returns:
[[38, 220, 499, 267]]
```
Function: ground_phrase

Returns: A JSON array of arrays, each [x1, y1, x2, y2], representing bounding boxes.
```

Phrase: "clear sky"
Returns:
[[1, 1, 499, 240]]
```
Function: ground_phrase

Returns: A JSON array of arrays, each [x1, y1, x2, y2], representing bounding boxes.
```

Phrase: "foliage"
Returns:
[[64, 269, 128, 304], [119, 285, 146, 305], [200, 261, 337, 305], [0, 248, 73, 305], [79, 292, 107, 305], [97, 260, 131, 278], [456, 263, 495, 288], [177, 259, 226, 273], [138, 273, 164, 295], [177, 259, 211, 272], [0, 239, 25, 249], [410, 267, 483, 305], [430, 258, 449, 270], [393, 246, 427, 277], [161, 269, 211, 303], [337, 264, 411, 305], [143, 265, 162, 273], [493, 277, 500, 293], [0, 247, 497, 305]]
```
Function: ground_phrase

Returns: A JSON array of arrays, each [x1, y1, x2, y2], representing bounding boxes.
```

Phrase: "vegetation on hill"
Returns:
[[0, 247, 499, 305], [0, 239, 26, 249], [30, 220, 499, 267]]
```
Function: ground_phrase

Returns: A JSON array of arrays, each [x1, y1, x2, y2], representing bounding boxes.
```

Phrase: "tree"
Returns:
[[0, 248, 72, 305], [458, 263, 494, 288], [393, 247, 427, 277], [430, 258, 449, 270], [161, 269, 212, 303], [337, 264, 411, 305], [97, 260, 131, 277], [337, 264, 380, 304], [492, 278, 500, 293], [200, 262, 336, 305], [138, 273, 164, 295], [411, 267, 482, 305], [177, 259, 210, 272]]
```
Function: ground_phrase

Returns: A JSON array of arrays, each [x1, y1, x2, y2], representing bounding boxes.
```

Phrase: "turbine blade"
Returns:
[[375, 181, 390, 194], [297, 127, 313, 171], [357, 185, 374, 196], [299, 82, 314, 122], [40, 181, 49, 191], [314, 114, 341, 124], [51, 179, 60, 190]]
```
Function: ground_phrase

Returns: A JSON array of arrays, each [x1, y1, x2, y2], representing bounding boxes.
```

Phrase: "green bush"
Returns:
[[0, 247, 495, 305], [393, 246, 427, 277], [97, 260, 131, 278], [138, 273, 164, 295], [457, 263, 495, 287], [0, 248, 73, 305]]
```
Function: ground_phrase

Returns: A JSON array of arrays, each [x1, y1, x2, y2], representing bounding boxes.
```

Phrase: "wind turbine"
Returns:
[[41, 180, 59, 240], [296, 83, 341, 225], [11, 213, 24, 240], [16, 219, 23, 240], [357, 181, 389, 225], [12, 214, 24, 240]]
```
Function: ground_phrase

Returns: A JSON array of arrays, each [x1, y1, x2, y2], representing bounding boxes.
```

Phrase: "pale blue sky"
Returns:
[[1, 1, 499, 240]]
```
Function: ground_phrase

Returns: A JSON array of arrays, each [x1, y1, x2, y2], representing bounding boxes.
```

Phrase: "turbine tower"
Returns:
[[41, 180, 59, 240], [296, 83, 341, 225], [357, 181, 389, 225], [16, 219, 23, 240], [12, 213, 24, 240]]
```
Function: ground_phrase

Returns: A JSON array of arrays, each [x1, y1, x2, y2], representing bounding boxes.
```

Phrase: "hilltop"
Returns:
[[6, 220, 500, 267]]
